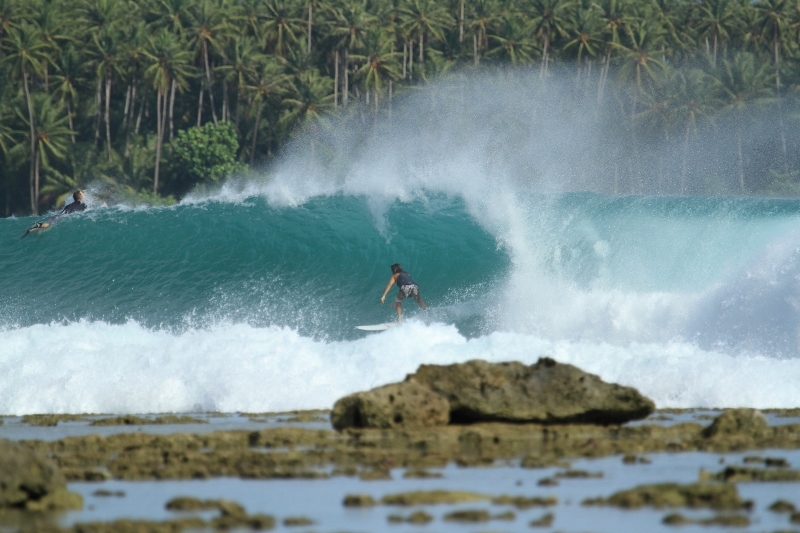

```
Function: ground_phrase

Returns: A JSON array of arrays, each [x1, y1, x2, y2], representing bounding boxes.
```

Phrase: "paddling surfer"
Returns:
[[380, 263, 427, 321], [21, 190, 87, 238]]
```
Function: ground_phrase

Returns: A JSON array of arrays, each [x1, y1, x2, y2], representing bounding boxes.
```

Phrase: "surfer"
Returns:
[[380, 263, 427, 321], [21, 190, 87, 238]]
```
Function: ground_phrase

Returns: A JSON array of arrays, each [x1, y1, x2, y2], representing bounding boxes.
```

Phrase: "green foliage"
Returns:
[[171, 121, 248, 188], [6, 0, 800, 214]]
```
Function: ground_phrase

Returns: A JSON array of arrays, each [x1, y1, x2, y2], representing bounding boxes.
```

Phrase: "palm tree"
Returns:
[[13, 94, 74, 214], [244, 57, 288, 163], [51, 45, 87, 145], [487, 14, 539, 66], [0, 0, 27, 42], [398, 0, 454, 69], [465, 0, 501, 65], [187, 0, 232, 126], [149, 0, 192, 34], [281, 67, 335, 157], [613, 17, 667, 94], [87, 26, 124, 160], [715, 51, 774, 190], [324, 0, 377, 104], [597, 0, 633, 101], [354, 27, 401, 113], [668, 68, 720, 194], [1, 24, 51, 214], [697, 0, 741, 67], [525, 0, 573, 77], [754, 0, 791, 91], [260, 0, 305, 58], [563, 6, 604, 84], [219, 34, 267, 128], [144, 28, 195, 193], [28, 0, 74, 90]]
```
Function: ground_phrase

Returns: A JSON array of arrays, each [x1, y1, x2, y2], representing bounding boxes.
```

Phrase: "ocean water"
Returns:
[[4, 72, 800, 415], [3, 184, 800, 415]]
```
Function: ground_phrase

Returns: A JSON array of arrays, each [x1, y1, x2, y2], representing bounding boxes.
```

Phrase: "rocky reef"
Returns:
[[332, 357, 655, 430]]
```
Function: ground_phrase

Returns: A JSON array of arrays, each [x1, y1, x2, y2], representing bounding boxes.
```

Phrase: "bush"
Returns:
[[170, 122, 248, 193]]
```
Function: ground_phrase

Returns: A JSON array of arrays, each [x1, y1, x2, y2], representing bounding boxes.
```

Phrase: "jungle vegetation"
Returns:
[[2, 0, 800, 215]]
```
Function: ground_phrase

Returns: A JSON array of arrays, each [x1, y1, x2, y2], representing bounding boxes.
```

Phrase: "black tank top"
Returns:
[[396, 272, 414, 286]]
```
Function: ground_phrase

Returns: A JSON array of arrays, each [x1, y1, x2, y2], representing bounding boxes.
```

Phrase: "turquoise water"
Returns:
[[3, 189, 800, 414], [2, 195, 505, 339]]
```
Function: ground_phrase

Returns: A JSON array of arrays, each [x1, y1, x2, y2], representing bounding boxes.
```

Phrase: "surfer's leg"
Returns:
[[410, 286, 427, 309], [393, 302, 403, 321]]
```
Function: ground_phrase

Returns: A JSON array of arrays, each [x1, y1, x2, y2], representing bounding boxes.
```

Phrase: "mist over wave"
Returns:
[[4, 72, 800, 414]]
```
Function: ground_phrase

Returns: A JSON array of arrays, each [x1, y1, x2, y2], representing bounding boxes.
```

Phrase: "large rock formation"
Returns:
[[409, 357, 654, 425], [332, 358, 655, 429], [331, 380, 450, 430], [0, 438, 83, 511]]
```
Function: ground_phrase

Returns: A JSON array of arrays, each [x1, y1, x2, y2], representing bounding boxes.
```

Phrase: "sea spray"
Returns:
[[4, 73, 800, 414]]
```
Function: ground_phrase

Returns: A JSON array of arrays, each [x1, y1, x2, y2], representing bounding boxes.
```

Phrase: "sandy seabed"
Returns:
[[1, 409, 800, 533]]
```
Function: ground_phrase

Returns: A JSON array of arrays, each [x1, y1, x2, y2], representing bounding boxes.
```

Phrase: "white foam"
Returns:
[[1, 319, 798, 415]]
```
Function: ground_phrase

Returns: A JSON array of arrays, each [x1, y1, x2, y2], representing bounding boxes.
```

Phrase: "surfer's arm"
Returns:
[[380, 274, 398, 304]]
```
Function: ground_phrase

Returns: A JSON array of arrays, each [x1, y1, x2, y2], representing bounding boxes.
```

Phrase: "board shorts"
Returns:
[[394, 284, 419, 304]]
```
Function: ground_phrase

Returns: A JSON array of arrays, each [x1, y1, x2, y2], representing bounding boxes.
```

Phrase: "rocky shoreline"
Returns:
[[2, 359, 800, 532]]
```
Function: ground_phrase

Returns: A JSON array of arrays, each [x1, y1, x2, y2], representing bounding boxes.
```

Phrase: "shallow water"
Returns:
[[40, 450, 800, 532], [2, 413, 800, 532]]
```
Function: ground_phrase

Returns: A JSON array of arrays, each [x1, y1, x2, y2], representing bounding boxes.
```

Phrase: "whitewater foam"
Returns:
[[2, 319, 799, 415]]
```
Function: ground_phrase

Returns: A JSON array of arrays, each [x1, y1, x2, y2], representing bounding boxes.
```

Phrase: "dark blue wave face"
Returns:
[[0, 195, 509, 340]]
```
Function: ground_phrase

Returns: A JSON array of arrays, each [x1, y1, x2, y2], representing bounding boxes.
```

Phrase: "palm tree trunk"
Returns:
[[344, 49, 349, 106], [222, 81, 228, 122], [203, 41, 219, 126], [67, 101, 76, 145], [409, 41, 413, 79], [197, 82, 204, 126], [105, 73, 112, 161], [597, 51, 610, 103], [22, 67, 37, 214], [135, 88, 147, 135], [419, 32, 423, 63], [712, 34, 718, 67], [540, 32, 550, 78], [473, 34, 478, 66], [459, 0, 464, 45], [34, 144, 40, 212], [737, 117, 744, 191], [169, 78, 177, 140], [122, 84, 132, 130], [334, 49, 339, 106], [94, 78, 102, 148], [403, 42, 407, 78], [154, 90, 163, 194], [307, 1, 312, 54], [681, 122, 690, 195], [251, 102, 263, 165]]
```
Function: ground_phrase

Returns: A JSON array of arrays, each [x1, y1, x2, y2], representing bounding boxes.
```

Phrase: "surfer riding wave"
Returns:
[[380, 263, 427, 321]]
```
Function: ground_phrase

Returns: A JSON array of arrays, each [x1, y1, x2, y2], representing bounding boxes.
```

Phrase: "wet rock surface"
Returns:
[[0, 407, 799, 533], [6, 409, 798, 482], [583, 482, 750, 510], [0, 438, 82, 511], [331, 380, 450, 430], [409, 357, 655, 424]]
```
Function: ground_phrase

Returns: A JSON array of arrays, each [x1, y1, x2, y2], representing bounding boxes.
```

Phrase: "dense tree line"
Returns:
[[3, 0, 800, 216]]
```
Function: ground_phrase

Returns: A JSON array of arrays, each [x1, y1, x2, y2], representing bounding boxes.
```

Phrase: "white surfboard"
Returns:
[[356, 322, 398, 331]]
